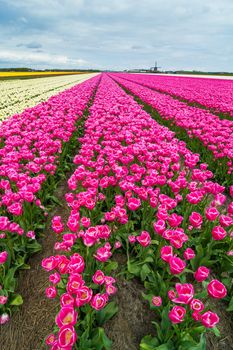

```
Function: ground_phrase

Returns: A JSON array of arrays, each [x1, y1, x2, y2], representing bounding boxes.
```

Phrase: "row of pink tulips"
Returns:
[[43, 74, 233, 349], [117, 73, 233, 117], [0, 75, 101, 322], [110, 74, 233, 179]]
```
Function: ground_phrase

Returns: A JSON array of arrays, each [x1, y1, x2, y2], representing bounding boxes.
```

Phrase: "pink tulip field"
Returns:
[[0, 73, 233, 349], [114, 73, 233, 117], [110, 74, 233, 185]]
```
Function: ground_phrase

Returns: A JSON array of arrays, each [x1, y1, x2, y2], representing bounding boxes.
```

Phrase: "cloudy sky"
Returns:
[[0, 0, 232, 71]]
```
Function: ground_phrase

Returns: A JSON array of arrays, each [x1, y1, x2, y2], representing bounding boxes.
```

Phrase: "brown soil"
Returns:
[[206, 299, 233, 350], [104, 254, 156, 350], [0, 181, 69, 350], [104, 278, 156, 350]]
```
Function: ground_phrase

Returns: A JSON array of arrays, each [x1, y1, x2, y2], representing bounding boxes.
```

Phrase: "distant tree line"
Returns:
[[0, 68, 101, 72]]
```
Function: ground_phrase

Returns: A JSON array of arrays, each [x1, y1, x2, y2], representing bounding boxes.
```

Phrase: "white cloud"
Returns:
[[0, 0, 233, 71], [18, 16, 28, 23], [0, 50, 87, 67]]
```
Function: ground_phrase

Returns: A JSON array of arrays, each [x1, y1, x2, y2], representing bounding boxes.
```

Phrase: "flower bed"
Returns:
[[42, 74, 233, 349], [110, 74, 233, 185], [0, 75, 100, 320], [115, 73, 233, 117]]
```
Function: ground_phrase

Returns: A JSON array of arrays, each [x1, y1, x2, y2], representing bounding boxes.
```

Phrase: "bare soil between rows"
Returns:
[[104, 254, 156, 350]]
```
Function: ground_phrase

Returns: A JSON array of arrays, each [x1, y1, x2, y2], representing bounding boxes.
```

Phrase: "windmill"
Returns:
[[150, 61, 161, 72]]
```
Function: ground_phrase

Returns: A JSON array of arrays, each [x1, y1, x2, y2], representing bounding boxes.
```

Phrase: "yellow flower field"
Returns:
[[0, 71, 88, 78]]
